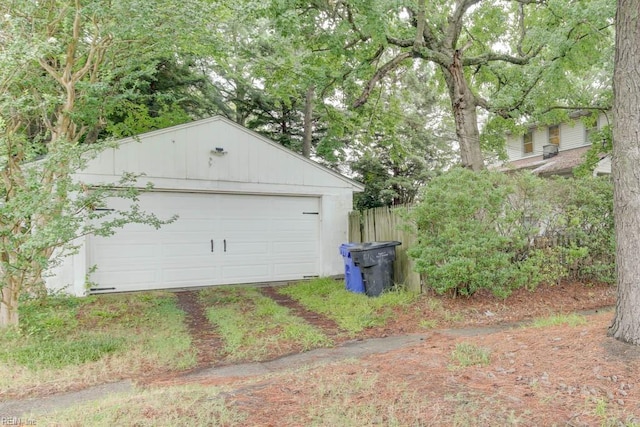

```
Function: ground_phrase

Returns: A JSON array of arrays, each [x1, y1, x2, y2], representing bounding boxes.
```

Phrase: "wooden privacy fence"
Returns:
[[348, 205, 422, 292]]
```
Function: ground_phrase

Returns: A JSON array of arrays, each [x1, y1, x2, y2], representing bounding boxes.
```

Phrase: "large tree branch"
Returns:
[[537, 105, 611, 115], [513, 0, 547, 4], [367, 45, 385, 64], [463, 48, 541, 66], [413, 47, 455, 67], [443, 0, 482, 49], [405, 5, 438, 48], [353, 51, 412, 108], [386, 35, 413, 48], [516, 3, 527, 56], [386, 36, 451, 66]]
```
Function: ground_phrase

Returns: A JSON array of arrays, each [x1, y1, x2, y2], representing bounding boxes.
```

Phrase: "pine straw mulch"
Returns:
[[157, 282, 640, 426], [214, 312, 640, 426]]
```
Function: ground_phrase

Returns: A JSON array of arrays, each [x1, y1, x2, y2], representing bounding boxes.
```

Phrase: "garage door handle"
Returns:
[[224, 239, 227, 252], [211, 239, 214, 252]]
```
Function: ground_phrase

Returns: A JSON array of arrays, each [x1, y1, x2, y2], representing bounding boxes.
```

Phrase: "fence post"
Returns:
[[348, 211, 363, 243]]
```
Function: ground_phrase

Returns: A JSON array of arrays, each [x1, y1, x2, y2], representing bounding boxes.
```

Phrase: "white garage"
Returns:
[[48, 116, 363, 295]]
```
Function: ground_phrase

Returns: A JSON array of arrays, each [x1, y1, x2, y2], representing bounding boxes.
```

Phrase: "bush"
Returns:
[[409, 168, 614, 297]]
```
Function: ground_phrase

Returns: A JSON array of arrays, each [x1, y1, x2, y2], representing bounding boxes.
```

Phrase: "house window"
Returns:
[[523, 131, 533, 154], [548, 125, 560, 146], [585, 123, 599, 145]]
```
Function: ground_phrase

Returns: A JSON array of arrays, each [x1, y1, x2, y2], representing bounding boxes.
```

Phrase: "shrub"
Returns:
[[409, 168, 614, 297]]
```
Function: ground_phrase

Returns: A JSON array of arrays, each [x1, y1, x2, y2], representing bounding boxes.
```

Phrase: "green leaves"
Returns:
[[409, 169, 614, 297], [0, 0, 212, 325]]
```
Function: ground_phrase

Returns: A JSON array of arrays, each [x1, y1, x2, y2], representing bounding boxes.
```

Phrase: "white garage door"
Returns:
[[87, 192, 320, 293]]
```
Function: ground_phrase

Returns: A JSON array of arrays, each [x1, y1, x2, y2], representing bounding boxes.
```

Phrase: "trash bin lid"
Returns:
[[347, 241, 401, 252], [340, 243, 360, 257]]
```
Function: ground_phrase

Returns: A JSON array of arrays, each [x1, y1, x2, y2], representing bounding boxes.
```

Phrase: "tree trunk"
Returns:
[[441, 55, 485, 171], [302, 85, 314, 158], [0, 281, 19, 327], [608, 0, 640, 345]]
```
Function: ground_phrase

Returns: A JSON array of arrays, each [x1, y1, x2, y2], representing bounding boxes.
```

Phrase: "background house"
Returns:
[[498, 112, 610, 176], [47, 116, 364, 296]]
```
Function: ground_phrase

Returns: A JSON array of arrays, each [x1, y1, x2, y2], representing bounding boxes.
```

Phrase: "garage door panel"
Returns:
[[161, 221, 214, 233], [88, 193, 319, 292], [159, 232, 212, 241], [91, 259, 160, 273], [162, 267, 218, 284], [223, 240, 269, 255], [93, 231, 159, 243], [160, 242, 213, 257], [221, 264, 271, 281], [272, 228, 316, 237], [90, 243, 160, 260], [221, 220, 266, 234], [91, 270, 159, 287], [159, 254, 214, 268], [273, 262, 317, 277], [271, 226, 315, 235], [272, 241, 317, 255]]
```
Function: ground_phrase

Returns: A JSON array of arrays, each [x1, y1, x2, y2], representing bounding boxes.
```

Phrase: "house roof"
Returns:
[[495, 146, 593, 176]]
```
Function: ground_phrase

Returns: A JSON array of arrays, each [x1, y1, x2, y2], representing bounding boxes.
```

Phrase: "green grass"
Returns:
[[33, 385, 246, 426], [8, 335, 123, 369], [530, 313, 587, 328], [589, 397, 640, 427], [450, 342, 491, 368], [0, 292, 196, 397], [419, 319, 438, 329], [201, 287, 332, 361], [279, 277, 418, 335]]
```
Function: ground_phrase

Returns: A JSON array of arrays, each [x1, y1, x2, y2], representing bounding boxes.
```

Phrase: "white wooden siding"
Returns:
[[595, 156, 611, 175], [560, 121, 588, 151], [84, 117, 358, 190], [505, 115, 608, 162]]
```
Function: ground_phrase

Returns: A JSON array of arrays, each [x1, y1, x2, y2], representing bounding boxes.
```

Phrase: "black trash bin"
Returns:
[[347, 241, 401, 297]]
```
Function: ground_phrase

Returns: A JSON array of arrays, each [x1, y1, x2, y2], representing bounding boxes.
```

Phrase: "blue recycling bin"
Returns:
[[339, 243, 365, 293]]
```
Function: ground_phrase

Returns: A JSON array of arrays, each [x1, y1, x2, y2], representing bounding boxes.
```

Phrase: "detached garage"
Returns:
[[48, 116, 363, 296]]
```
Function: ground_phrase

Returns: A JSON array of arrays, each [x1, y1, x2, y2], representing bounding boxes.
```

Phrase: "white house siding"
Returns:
[[45, 242, 87, 297], [506, 142, 522, 161], [506, 127, 548, 160], [505, 114, 609, 162], [93, 119, 351, 188], [595, 156, 612, 176], [47, 117, 362, 295], [560, 121, 588, 151]]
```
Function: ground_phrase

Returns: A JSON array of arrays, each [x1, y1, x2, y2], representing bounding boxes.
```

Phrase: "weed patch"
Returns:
[[34, 385, 246, 426], [530, 313, 587, 328], [450, 342, 491, 368], [201, 287, 332, 361], [0, 292, 196, 397], [279, 278, 418, 335], [6, 335, 122, 370]]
